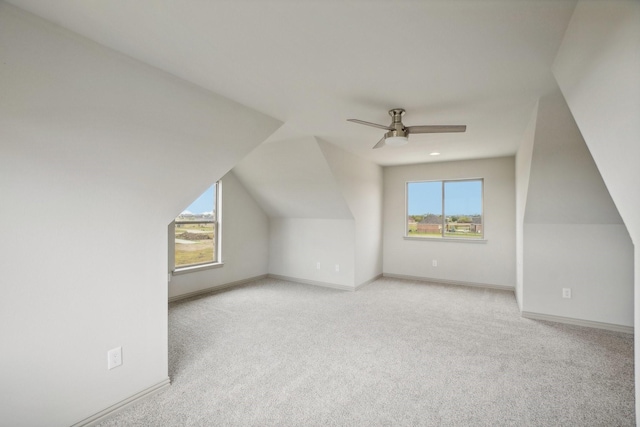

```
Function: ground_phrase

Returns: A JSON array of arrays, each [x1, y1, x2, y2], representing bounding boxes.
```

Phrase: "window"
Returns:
[[406, 179, 483, 240], [173, 181, 221, 270]]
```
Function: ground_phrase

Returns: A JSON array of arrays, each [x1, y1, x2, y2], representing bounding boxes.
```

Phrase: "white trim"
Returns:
[[168, 274, 268, 303], [355, 274, 383, 290], [267, 274, 355, 292], [216, 179, 223, 265], [403, 236, 487, 243], [521, 311, 633, 334], [70, 378, 170, 427], [172, 261, 224, 276], [382, 273, 514, 292]]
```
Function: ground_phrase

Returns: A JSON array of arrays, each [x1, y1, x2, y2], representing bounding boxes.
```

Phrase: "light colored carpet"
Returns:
[[98, 277, 634, 426]]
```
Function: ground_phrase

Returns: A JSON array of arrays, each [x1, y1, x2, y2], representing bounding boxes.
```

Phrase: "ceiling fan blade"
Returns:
[[372, 136, 386, 149], [406, 125, 467, 134], [347, 119, 393, 131]]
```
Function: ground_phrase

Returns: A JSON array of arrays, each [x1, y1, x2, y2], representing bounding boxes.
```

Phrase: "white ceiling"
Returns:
[[7, 0, 577, 166]]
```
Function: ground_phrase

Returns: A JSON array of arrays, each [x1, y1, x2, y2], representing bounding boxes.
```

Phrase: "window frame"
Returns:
[[405, 178, 485, 242], [172, 180, 223, 274]]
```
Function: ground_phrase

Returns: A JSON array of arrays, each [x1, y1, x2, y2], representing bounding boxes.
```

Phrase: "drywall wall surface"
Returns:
[[232, 137, 353, 219], [522, 86, 632, 327], [551, 1, 639, 419], [515, 104, 538, 310], [524, 89, 623, 225], [0, 5, 280, 426], [317, 139, 383, 286], [552, 0, 640, 244], [524, 224, 633, 326], [168, 172, 270, 299], [269, 218, 355, 288], [383, 157, 516, 288]]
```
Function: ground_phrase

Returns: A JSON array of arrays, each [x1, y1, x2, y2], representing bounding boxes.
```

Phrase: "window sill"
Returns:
[[403, 236, 487, 244], [172, 262, 224, 276]]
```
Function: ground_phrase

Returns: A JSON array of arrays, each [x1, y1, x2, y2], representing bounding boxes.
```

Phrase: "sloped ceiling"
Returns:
[[233, 137, 353, 219], [0, 2, 283, 223], [6, 0, 577, 166], [524, 86, 623, 225]]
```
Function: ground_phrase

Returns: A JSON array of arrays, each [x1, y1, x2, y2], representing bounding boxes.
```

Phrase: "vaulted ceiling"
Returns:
[[7, 0, 577, 165]]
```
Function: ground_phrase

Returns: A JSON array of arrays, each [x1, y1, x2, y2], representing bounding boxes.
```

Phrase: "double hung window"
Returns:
[[173, 182, 221, 270], [406, 179, 483, 240]]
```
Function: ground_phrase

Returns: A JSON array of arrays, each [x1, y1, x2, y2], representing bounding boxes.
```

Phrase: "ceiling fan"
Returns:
[[348, 108, 466, 149]]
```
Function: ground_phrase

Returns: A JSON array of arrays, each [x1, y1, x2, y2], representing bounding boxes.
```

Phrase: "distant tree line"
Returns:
[[409, 213, 481, 224]]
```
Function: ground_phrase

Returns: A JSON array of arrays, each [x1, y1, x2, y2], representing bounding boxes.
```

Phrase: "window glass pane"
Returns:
[[407, 181, 443, 238], [444, 180, 482, 239], [174, 184, 216, 268]]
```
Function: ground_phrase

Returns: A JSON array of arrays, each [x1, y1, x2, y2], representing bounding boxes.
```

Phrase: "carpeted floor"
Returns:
[[98, 277, 635, 426]]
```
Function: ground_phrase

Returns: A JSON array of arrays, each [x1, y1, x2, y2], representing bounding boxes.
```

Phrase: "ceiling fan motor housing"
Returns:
[[389, 109, 406, 128], [385, 109, 408, 145], [385, 128, 407, 138]]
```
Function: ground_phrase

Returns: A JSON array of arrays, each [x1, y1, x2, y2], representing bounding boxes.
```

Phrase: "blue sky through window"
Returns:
[[182, 184, 215, 215], [408, 181, 441, 215], [408, 180, 481, 215]]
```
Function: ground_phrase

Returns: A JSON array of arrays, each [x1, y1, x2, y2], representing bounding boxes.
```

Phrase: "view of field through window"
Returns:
[[407, 179, 483, 239], [174, 184, 217, 268]]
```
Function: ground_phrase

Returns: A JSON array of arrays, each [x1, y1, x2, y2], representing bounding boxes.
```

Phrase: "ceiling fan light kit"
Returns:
[[385, 136, 408, 146], [384, 131, 409, 146], [347, 108, 466, 150]]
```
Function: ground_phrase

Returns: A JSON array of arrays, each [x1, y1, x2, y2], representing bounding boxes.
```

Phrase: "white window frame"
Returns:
[[405, 178, 485, 242], [172, 181, 223, 275]]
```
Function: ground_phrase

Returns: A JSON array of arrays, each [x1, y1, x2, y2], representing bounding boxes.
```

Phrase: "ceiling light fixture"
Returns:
[[384, 128, 409, 146], [430, 151, 440, 156], [385, 136, 409, 146]]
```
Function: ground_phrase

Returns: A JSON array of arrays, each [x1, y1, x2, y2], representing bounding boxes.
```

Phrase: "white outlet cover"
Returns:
[[108, 347, 122, 370]]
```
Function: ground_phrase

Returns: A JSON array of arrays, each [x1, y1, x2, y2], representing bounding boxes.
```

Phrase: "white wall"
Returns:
[[521, 87, 633, 327], [552, 0, 640, 245], [514, 103, 538, 310], [524, 224, 632, 325], [317, 140, 383, 286], [0, 4, 280, 426], [523, 89, 624, 226], [234, 137, 379, 289], [232, 137, 353, 219], [383, 157, 516, 288], [168, 172, 270, 299], [551, 0, 639, 419], [268, 218, 356, 289]]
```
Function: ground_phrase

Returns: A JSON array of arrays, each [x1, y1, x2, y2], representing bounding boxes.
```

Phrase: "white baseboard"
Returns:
[[382, 273, 514, 292], [169, 272, 374, 301], [267, 274, 356, 291], [168, 274, 268, 303], [355, 274, 383, 290], [521, 311, 633, 334], [71, 377, 170, 427]]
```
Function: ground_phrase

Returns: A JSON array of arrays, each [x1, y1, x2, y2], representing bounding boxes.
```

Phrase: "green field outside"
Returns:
[[175, 223, 215, 267], [407, 223, 482, 239]]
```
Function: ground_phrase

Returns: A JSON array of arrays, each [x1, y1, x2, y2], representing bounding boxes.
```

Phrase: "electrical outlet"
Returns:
[[562, 288, 571, 299], [108, 347, 122, 370], [316, 262, 321, 270], [335, 264, 340, 272], [432, 260, 438, 267]]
